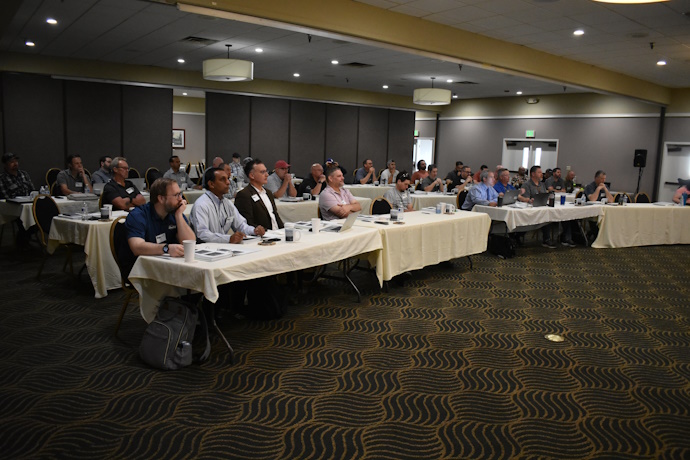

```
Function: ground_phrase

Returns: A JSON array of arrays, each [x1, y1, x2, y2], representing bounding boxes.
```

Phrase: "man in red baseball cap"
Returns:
[[265, 160, 297, 198]]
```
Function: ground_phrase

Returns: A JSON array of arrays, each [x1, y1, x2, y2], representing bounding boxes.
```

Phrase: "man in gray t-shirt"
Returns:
[[518, 166, 562, 248], [545, 167, 565, 191], [265, 160, 297, 198]]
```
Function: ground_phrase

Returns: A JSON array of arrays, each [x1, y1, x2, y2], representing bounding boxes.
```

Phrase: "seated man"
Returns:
[[410, 159, 428, 184], [494, 168, 516, 195], [191, 167, 265, 243], [473, 164, 488, 182], [584, 170, 614, 202], [518, 166, 558, 248], [462, 170, 498, 210], [380, 160, 398, 185], [319, 166, 362, 220], [212, 156, 224, 168], [323, 158, 347, 177], [92, 156, 113, 183], [265, 160, 297, 198], [445, 161, 464, 188], [511, 166, 528, 189], [673, 178, 690, 205], [384, 172, 414, 211], [230, 153, 246, 183], [102, 157, 146, 211], [564, 170, 576, 193], [421, 164, 444, 192], [121, 178, 196, 277], [0, 153, 35, 199], [545, 167, 565, 192], [163, 155, 200, 190], [235, 159, 284, 230], [221, 163, 239, 199], [355, 158, 376, 185], [297, 163, 327, 197], [57, 154, 93, 195]]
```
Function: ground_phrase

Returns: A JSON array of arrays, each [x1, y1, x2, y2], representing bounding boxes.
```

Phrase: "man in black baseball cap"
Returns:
[[0, 153, 35, 199]]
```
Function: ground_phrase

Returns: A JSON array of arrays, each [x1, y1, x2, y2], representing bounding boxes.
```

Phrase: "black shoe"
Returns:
[[561, 239, 576, 247], [542, 240, 557, 249]]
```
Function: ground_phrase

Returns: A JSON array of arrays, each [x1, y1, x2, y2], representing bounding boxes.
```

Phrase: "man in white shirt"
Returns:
[[380, 160, 398, 185], [235, 159, 284, 230], [265, 160, 297, 198], [191, 167, 265, 244]]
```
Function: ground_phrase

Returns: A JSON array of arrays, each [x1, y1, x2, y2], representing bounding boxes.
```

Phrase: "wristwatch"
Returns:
[[162, 243, 169, 254]]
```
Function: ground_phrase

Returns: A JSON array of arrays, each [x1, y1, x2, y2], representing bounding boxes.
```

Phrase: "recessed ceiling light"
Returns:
[[182, 92, 188, 96], [255, 48, 263, 53], [573, 29, 585, 36], [46, 18, 57, 25], [446, 79, 452, 83], [331, 60, 339, 65], [293, 73, 300, 77], [177, 58, 185, 64], [382, 85, 388, 89], [25, 40, 35, 47], [516, 91, 523, 95], [657, 59, 667, 66]]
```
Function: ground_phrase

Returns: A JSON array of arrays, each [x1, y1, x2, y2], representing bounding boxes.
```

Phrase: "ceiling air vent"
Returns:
[[455, 81, 478, 85], [341, 62, 374, 68], [180, 36, 218, 46]]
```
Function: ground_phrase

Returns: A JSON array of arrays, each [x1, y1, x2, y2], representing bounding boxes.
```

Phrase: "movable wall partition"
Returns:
[[1, 73, 172, 187], [205, 92, 415, 179]]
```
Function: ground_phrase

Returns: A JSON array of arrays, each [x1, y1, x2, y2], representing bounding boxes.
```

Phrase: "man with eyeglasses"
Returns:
[[235, 159, 284, 230], [265, 160, 297, 198], [122, 178, 195, 273], [191, 167, 265, 244], [102, 157, 146, 211]]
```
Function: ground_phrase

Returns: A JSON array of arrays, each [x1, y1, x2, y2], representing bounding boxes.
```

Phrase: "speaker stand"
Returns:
[[635, 166, 644, 195]]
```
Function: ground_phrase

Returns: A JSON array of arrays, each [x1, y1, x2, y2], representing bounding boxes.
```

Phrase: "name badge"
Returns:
[[76, 182, 83, 188], [126, 187, 134, 194], [251, 194, 260, 202], [155, 233, 167, 244], [168, 225, 177, 230]]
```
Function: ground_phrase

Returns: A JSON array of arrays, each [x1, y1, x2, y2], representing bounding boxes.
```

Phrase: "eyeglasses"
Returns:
[[167, 192, 183, 198], [116, 166, 130, 171], [257, 169, 269, 175]]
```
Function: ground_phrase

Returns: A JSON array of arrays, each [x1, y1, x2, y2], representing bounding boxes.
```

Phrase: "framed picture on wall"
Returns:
[[172, 129, 185, 149]]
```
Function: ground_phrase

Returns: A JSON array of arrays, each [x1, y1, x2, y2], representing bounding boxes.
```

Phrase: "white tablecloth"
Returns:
[[130, 226, 384, 322], [0, 197, 98, 230], [410, 192, 459, 211], [473, 203, 604, 232], [48, 211, 129, 298], [353, 210, 491, 281], [592, 203, 690, 248], [344, 184, 395, 201], [276, 197, 372, 222]]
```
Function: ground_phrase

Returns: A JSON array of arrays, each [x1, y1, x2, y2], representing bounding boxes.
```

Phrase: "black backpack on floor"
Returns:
[[488, 234, 516, 259]]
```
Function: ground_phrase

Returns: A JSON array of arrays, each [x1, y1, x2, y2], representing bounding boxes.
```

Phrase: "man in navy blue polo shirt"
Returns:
[[122, 178, 195, 271]]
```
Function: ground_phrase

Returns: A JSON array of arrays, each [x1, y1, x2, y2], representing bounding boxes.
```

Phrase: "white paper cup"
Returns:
[[183, 240, 196, 263], [181, 183, 188, 191], [311, 218, 321, 233], [104, 204, 113, 218], [601, 198, 607, 204]]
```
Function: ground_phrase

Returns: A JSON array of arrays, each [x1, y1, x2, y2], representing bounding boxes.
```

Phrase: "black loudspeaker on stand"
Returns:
[[634, 149, 646, 195]]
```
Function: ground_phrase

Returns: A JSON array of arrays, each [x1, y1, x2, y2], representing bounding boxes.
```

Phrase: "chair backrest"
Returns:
[[98, 194, 104, 209], [457, 190, 468, 209], [185, 163, 192, 173], [613, 192, 633, 204], [32, 194, 59, 247], [83, 168, 92, 180], [50, 181, 61, 197], [128, 168, 140, 179], [45, 168, 61, 186], [370, 197, 392, 215], [110, 215, 135, 283], [635, 192, 650, 203], [317, 206, 322, 219], [415, 182, 424, 191], [145, 167, 161, 190]]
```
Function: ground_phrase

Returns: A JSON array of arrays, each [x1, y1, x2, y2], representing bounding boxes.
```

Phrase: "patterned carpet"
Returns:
[[1, 236, 690, 459]]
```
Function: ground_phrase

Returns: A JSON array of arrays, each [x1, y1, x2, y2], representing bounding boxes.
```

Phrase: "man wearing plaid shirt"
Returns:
[[0, 153, 35, 199], [230, 152, 246, 183]]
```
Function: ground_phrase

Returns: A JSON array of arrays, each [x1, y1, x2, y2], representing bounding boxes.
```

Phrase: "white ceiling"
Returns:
[[1, 0, 688, 102]]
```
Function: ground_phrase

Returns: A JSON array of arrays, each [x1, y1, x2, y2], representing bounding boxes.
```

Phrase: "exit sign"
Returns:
[[414, 130, 419, 137], [526, 130, 535, 138]]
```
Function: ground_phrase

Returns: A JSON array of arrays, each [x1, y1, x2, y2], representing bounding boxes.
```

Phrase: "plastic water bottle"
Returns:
[[621, 193, 628, 206], [81, 201, 88, 220]]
